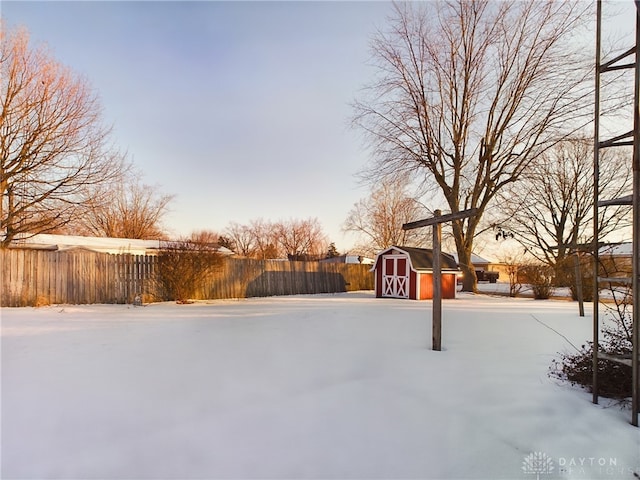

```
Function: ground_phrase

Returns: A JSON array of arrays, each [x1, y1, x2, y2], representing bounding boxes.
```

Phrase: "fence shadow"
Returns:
[[246, 271, 347, 297]]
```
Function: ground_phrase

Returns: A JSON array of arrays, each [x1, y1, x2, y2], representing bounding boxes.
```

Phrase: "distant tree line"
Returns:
[[203, 217, 331, 260]]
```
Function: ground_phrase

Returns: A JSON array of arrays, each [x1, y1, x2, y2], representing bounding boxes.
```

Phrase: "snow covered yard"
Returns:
[[2, 292, 639, 479]]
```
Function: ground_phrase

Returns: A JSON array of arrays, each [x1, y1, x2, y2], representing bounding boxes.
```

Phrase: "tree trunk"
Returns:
[[451, 212, 479, 293], [457, 248, 477, 292]]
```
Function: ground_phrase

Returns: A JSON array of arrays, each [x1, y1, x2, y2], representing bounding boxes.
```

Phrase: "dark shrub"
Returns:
[[520, 264, 555, 299], [155, 239, 223, 303], [549, 286, 633, 399], [549, 342, 632, 399]]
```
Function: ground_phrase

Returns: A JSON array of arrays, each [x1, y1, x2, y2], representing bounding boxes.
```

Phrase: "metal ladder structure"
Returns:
[[593, 0, 640, 426]]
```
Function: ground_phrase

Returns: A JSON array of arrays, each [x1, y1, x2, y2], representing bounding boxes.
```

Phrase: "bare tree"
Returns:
[[274, 217, 328, 259], [496, 250, 528, 298], [249, 218, 281, 260], [225, 221, 256, 257], [189, 229, 221, 246], [225, 219, 278, 259], [343, 177, 430, 256], [71, 174, 173, 239], [0, 25, 126, 247], [224, 217, 328, 260], [498, 138, 631, 278], [353, 1, 592, 291]]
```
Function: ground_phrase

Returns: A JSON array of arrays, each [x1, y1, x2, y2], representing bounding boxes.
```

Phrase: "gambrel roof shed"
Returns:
[[371, 246, 459, 300]]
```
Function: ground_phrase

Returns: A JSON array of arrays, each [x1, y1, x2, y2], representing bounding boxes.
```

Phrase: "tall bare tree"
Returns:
[[274, 217, 328, 259], [72, 175, 173, 239], [0, 25, 126, 247], [225, 221, 256, 257], [353, 1, 592, 291], [249, 218, 281, 260], [343, 177, 430, 256], [498, 138, 631, 275]]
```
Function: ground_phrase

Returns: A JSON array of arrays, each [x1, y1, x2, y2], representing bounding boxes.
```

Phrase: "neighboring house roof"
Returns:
[[347, 255, 374, 265], [448, 252, 492, 266], [599, 242, 632, 257], [9, 233, 162, 255], [7, 233, 235, 256], [371, 246, 459, 272], [319, 254, 375, 265]]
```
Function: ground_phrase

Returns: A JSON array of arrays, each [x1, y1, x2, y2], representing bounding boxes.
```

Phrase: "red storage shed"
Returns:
[[371, 246, 459, 300]]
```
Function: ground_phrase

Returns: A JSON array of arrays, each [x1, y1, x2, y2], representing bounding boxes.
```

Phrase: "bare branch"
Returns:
[[353, 1, 593, 291], [498, 138, 631, 272], [1, 24, 126, 246], [343, 177, 431, 256]]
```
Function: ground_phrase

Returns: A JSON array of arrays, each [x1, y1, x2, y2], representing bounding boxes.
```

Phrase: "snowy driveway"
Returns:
[[2, 292, 639, 479]]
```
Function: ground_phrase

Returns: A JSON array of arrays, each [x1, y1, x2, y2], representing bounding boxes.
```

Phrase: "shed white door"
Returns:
[[382, 255, 409, 298]]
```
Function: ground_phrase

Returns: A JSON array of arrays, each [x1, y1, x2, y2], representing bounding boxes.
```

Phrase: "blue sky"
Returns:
[[2, 1, 393, 251], [3, 1, 638, 254]]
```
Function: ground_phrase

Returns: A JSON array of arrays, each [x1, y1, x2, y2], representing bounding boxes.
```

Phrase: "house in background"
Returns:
[[371, 246, 459, 300], [599, 242, 632, 277], [448, 252, 503, 282], [319, 254, 374, 265], [7, 233, 235, 256]]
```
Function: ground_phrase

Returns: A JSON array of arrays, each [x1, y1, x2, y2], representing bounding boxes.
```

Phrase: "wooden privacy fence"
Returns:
[[1, 249, 374, 306], [1, 249, 156, 306]]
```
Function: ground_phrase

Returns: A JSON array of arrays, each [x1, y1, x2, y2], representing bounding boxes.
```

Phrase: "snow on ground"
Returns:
[[2, 292, 639, 479], [475, 281, 572, 298]]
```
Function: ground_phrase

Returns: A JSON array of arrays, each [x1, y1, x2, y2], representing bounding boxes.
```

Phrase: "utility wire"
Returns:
[[530, 313, 582, 353]]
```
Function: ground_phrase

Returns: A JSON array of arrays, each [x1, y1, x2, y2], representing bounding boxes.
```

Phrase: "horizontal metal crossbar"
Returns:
[[600, 46, 636, 71], [598, 195, 633, 206], [599, 131, 634, 148], [602, 63, 636, 72], [598, 352, 636, 367], [597, 276, 632, 285]]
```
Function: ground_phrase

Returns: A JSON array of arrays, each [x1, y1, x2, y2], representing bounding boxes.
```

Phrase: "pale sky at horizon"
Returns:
[[2, 1, 638, 255], [2, 0, 394, 252]]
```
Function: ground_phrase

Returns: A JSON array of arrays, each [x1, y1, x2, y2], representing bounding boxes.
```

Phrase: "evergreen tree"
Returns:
[[326, 242, 340, 259]]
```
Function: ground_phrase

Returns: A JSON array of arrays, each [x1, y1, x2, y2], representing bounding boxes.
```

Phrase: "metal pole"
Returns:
[[632, 0, 640, 427], [593, 0, 602, 406], [432, 210, 442, 351], [573, 252, 585, 317]]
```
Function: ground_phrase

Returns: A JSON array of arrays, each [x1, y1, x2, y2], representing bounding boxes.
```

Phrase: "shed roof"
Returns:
[[372, 246, 459, 272]]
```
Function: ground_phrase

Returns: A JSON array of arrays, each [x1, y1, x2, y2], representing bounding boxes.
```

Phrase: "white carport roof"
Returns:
[[8, 233, 235, 256]]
